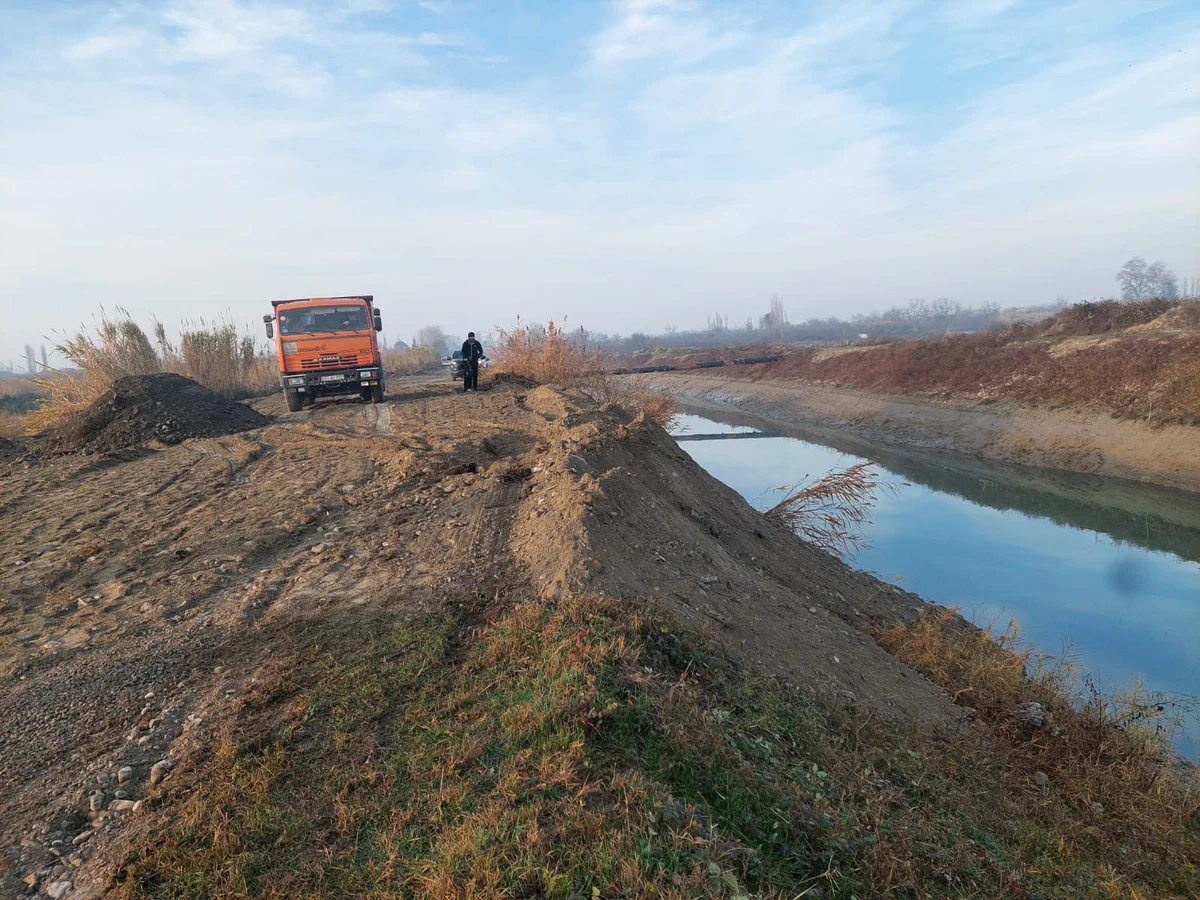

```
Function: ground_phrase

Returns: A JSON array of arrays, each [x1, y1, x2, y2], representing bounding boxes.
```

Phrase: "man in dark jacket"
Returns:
[[461, 332, 484, 392]]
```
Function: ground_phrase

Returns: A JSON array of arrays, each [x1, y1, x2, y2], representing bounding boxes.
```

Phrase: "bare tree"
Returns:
[[414, 325, 449, 355], [40, 344, 48, 371], [1117, 257, 1179, 300], [24, 344, 35, 374]]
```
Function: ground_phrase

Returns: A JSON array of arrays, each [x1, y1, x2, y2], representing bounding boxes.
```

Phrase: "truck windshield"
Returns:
[[278, 305, 369, 335]]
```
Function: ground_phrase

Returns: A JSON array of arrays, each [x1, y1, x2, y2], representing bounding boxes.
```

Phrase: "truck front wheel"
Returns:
[[370, 379, 385, 404], [285, 389, 304, 412]]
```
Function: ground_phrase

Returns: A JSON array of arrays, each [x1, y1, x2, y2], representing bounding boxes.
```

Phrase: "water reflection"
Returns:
[[671, 411, 1200, 759]]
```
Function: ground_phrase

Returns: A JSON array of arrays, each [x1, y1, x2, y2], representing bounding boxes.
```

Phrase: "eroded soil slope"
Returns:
[[0, 377, 960, 898]]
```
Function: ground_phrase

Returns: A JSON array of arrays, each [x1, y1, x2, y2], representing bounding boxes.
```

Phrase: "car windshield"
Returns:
[[278, 305, 369, 335], [452, 350, 463, 359]]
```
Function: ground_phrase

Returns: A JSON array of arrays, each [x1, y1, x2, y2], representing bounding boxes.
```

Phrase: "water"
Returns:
[[671, 411, 1200, 759]]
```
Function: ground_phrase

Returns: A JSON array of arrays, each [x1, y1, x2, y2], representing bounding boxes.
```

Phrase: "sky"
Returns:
[[1, 0, 1198, 366]]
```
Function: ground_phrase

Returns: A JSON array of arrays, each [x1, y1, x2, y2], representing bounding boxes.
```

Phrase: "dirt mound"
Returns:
[[36, 373, 269, 454]]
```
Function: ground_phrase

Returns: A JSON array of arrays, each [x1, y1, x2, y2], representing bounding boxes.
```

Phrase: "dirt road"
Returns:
[[644, 371, 1200, 493], [0, 375, 966, 897]]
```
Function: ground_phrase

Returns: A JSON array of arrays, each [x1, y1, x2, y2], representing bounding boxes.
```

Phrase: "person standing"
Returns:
[[461, 331, 484, 393]]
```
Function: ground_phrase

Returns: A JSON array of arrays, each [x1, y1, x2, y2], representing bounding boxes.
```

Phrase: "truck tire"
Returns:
[[285, 390, 304, 412], [371, 379, 385, 404]]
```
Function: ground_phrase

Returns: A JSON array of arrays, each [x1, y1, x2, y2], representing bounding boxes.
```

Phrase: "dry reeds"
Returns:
[[872, 607, 1200, 865], [381, 344, 443, 375], [493, 319, 676, 427], [765, 462, 899, 558], [26, 308, 276, 430]]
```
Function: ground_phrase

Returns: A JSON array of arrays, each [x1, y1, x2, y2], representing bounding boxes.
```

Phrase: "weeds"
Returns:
[[766, 463, 900, 558], [111, 592, 1200, 899], [493, 319, 676, 427]]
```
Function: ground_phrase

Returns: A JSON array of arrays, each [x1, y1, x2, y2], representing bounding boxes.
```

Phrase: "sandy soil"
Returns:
[[646, 372, 1200, 494], [0, 375, 965, 898]]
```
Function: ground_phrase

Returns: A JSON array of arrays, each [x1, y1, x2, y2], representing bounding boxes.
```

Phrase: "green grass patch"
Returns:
[[112, 596, 1199, 899]]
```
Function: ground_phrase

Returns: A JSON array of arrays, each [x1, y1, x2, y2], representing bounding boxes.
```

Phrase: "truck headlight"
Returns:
[[283, 341, 299, 354], [286, 376, 305, 386], [360, 369, 375, 379]]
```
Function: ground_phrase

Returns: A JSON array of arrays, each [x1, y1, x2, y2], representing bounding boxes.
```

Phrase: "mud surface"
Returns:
[[31, 373, 269, 456], [0, 375, 968, 897], [647, 372, 1200, 493]]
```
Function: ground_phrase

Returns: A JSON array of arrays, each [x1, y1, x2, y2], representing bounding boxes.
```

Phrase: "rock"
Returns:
[[133, 800, 144, 813], [71, 830, 93, 847], [89, 793, 106, 813], [1091, 802, 1105, 816], [150, 760, 173, 785], [114, 789, 128, 800], [809, 607, 818, 614], [45, 879, 73, 899], [1016, 701, 1045, 728], [1032, 770, 1049, 788], [22, 873, 37, 887], [109, 799, 137, 812], [117, 765, 133, 784]]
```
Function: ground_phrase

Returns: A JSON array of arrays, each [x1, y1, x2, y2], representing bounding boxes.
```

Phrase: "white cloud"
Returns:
[[591, 0, 745, 66]]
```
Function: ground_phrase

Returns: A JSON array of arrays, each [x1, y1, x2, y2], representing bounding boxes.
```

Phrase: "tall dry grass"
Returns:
[[766, 462, 900, 558], [872, 607, 1199, 866], [26, 308, 276, 430], [381, 344, 443, 375], [492, 319, 676, 427]]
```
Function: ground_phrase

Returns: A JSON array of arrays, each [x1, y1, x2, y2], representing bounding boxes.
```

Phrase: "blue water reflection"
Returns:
[[671, 413, 1200, 759]]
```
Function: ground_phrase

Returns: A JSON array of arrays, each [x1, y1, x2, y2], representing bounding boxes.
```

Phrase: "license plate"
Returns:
[[320, 374, 344, 382]]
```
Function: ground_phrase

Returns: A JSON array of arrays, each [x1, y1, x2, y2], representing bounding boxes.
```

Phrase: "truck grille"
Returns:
[[300, 354, 359, 370]]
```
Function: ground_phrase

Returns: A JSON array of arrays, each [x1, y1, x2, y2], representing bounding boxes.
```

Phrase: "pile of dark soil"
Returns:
[[36, 373, 269, 454], [0, 437, 27, 462]]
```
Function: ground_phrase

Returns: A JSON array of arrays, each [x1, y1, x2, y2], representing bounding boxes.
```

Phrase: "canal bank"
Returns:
[[645, 372, 1200, 494], [669, 409, 1200, 760]]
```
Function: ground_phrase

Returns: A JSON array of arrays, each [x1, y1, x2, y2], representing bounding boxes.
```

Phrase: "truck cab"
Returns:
[[263, 295, 385, 412]]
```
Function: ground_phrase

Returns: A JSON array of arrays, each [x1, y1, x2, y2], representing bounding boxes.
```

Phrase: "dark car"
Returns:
[[446, 349, 486, 380]]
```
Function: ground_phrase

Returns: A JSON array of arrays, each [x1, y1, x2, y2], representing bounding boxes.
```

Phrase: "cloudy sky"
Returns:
[[1, 0, 1197, 365]]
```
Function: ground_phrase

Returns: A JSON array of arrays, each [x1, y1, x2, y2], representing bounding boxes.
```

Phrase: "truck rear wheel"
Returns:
[[285, 390, 304, 412]]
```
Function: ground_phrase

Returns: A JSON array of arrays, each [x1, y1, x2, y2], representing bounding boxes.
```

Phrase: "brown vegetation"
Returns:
[[873, 608, 1199, 893], [741, 300, 1200, 426], [493, 319, 676, 426], [381, 344, 444, 375]]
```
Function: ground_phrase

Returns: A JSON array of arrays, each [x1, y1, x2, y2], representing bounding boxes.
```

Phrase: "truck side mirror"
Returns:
[[263, 315, 274, 340], [373, 311, 383, 332]]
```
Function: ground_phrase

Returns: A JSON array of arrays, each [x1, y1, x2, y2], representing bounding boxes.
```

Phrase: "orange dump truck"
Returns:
[[263, 295, 386, 412]]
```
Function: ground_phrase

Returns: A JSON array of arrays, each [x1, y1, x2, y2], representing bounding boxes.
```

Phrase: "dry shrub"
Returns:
[[1044, 299, 1180, 336], [873, 608, 1200, 862], [382, 344, 443, 375], [765, 462, 899, 558], [494, 320, 676, 427], [492, 319, 604, 384]]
